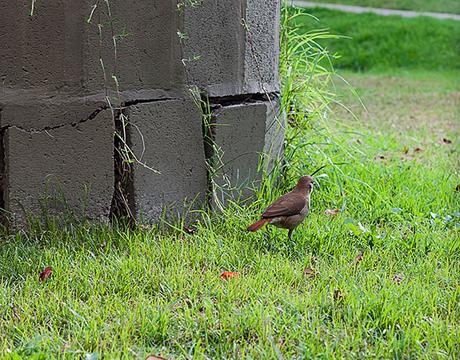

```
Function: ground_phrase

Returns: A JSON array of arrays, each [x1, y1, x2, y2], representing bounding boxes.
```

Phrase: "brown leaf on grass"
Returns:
[[414, 147, 424, 153], [325, 208, 340, 216], [146, 356, 168, 360], [353, 252, 364, 266], [39, 266, 52, 282], [392, 273, 405, 285], [183, 225, 195, 235], [220, 271, 239, 280], [303, 267, 317, 279], [440, 138, 452, 144]]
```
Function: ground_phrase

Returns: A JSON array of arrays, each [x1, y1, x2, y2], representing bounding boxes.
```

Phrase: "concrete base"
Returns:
[[0, 0, 282, 227], [184, 0, 280, 97], [209, 97, 284, 206], [3, 110, 113, 225], [126, 99, 208, 222]]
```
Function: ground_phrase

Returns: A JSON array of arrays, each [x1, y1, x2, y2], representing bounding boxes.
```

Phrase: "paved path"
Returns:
[[288, 1, 460, 21]]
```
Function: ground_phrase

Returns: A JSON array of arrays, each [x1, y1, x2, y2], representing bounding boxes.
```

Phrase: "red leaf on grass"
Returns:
[[39, 266, 52, 282], [325, 208, 340, 216], [220, 271, 239, 280]]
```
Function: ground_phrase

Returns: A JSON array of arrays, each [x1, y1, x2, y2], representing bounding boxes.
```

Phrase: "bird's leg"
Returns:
[[288, 229, 293, 240]]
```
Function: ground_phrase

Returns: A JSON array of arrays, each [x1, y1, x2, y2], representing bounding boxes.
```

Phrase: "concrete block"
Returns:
[[183, 0, 245, 96], [85, 0, 185, 94], [263, 98, 285, 172], [127, 99, 208, 222], [4, 110, 114, 225], [210, 98, 284, 205], [243, 0, 280, 95], [0, 1, 87, 91], [0, 0, 184, 95], [0, 90, 107, 130], [184, 0, 280, 97]]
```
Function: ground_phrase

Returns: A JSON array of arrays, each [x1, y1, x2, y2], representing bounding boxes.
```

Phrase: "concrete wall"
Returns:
[[0, 0, 283, 226]]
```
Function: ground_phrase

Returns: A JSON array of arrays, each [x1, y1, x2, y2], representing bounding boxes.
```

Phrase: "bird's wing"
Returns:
[[262, 192, 306, 218]]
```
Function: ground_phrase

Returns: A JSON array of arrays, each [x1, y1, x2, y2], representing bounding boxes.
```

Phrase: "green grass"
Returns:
[[1, 8, 460, 359], [1, 71, 459, 358], [307, 0, 460, 14], [292, 8, 460, 71]]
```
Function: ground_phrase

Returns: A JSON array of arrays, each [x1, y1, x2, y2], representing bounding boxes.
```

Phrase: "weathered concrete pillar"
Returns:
[[0, 0, 283, 225], [184, 0, 280, 96], [184, 0, 284, 205], [207, 97, 284, 206]]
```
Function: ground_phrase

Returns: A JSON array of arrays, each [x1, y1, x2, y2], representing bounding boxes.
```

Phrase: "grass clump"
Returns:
[[308, 0, 460, 14], [291, 8, 460, 71]]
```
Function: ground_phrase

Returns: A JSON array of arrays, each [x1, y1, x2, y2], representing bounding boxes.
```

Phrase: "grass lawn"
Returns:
[[1, 73, 458, 358], [1, 7, 459, 360], [291, 8, 460, 71], [304, 0, 460, 14]]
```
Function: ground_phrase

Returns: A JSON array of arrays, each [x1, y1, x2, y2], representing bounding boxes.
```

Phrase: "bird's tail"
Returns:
[[247, 218, 269, 232]]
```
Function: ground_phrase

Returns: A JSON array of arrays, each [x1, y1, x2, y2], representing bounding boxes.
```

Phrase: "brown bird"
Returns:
[[247, 175, 314, 239]]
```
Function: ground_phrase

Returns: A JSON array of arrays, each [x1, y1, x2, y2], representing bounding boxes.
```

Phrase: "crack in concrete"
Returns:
[[0, 97, 182, 134], [207, 92, 279, 108], [123, 97, 182, 107], [0, 105, 108, 134]]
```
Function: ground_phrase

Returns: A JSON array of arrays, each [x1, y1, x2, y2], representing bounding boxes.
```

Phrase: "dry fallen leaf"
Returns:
[[325, 208, 340, 216], [183, 225, 195, 235], [146, 356, 168, 360], [220, 271, 239, 280], [440, 138, 452, 144], [39, 266, 52, 282], [303, 267, 317, 279], [392, 273, 405, 285], [353, 252, 364, 265]]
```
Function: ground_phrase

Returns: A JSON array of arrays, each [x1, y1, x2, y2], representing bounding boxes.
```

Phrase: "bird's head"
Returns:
[[296, 175, 314, 194]]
